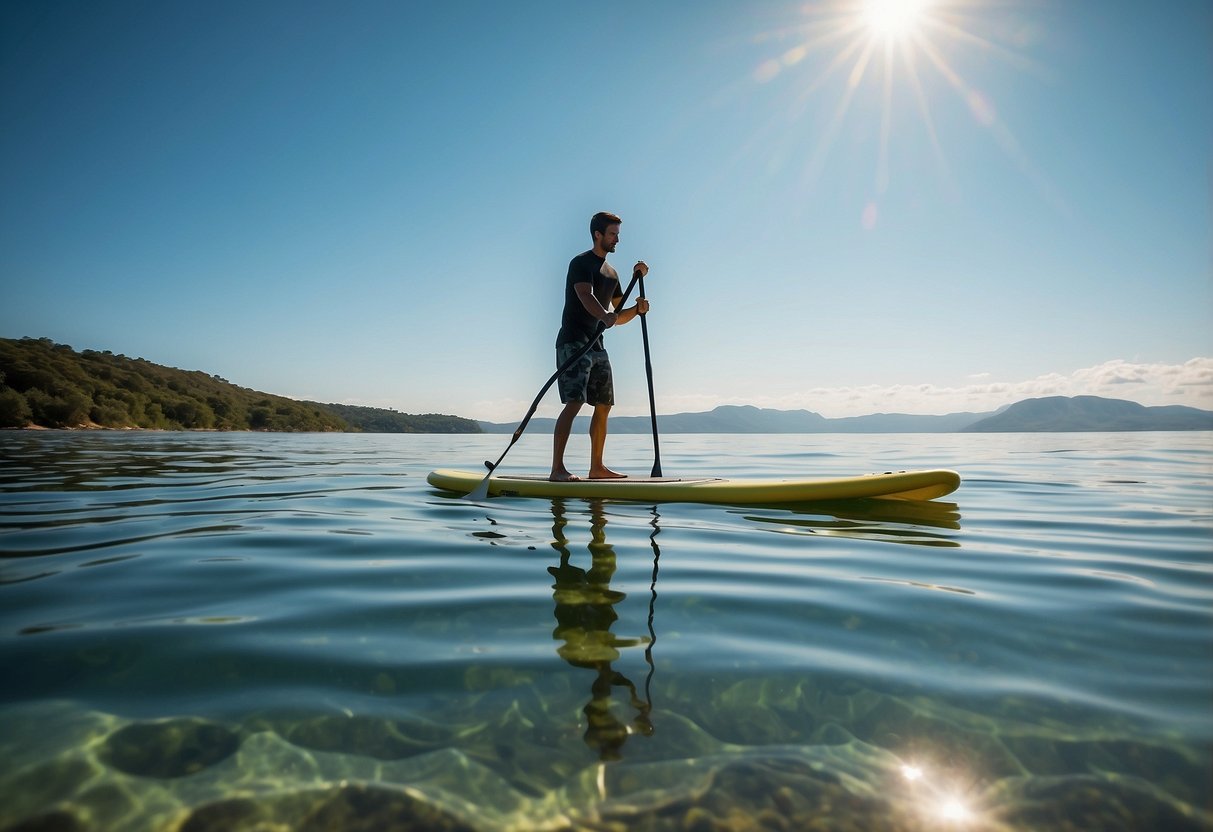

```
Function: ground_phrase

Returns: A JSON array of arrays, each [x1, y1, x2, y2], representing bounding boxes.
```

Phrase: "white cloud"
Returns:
[[649, 358, 1213, 419]]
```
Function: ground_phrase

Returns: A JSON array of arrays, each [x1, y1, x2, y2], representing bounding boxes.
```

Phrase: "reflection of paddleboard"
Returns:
[[427, 468, 960, 504]]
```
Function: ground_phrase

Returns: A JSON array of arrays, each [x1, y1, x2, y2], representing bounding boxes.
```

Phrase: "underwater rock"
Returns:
[[703, 757, 900, 830], [100, 717, 239, 778], [990, 773, 1213, 832], [277, 714, 448, 760], [590, 753, 925, 832], [177, 798, 263, 832], [297, 784, 475, 832], [0, 756, 102, 826], [999, 734, 1210, 804], [0, 810, 85, 832]]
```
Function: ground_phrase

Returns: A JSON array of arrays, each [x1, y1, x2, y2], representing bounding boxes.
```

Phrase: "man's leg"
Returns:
[[552, 340, 591, 482], [551, 400, 584, 481], [588, 403, 625, 479], [586, 347, 624, 479]]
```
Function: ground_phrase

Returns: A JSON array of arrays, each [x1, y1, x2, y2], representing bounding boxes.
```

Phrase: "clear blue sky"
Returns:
[[3, 0, 1210, 420]]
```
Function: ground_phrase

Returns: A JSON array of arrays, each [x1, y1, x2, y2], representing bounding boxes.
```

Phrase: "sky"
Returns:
[[2, 0, 1210, 422]]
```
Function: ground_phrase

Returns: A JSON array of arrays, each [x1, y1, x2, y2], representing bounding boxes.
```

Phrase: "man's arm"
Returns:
[[574, 282, 616, 326], [604, 261, 651, 326], [609, 295, 649, 325]]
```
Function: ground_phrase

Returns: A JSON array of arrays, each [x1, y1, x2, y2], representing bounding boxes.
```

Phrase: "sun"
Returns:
[[745, 0, 1059, 220], [861, 0, 931, 41]]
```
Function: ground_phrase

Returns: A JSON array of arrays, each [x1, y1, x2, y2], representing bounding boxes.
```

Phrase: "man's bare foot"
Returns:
[[549, 470, 581, 482], [588, 467, 627, 479]]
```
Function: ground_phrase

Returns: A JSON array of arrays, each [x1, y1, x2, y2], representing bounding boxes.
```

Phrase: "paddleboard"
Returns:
[[427, 468, 960, 504]]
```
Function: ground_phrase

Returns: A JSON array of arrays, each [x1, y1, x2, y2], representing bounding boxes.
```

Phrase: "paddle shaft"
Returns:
[[643, 506, 661, 710], [469, 268, 643, 495], [638, 275, 662, 477]]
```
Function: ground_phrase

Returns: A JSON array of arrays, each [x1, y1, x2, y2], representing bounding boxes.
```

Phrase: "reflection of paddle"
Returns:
[[466, 269, 643, 501], [637, 274, 662, 477], [642, 506, 661, 713]]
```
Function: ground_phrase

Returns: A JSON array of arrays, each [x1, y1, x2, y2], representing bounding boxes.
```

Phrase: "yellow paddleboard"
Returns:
[[427, 468, 960, 504]]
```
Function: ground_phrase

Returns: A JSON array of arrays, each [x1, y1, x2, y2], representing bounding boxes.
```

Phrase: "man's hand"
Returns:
[[636, 298, 650, 315], [634, 261, 649, 278]]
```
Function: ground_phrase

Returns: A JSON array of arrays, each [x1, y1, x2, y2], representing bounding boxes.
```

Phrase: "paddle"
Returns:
[[642, 506, 662, 716], [637, 274, 662, 477], [465, 268, 644, 501]]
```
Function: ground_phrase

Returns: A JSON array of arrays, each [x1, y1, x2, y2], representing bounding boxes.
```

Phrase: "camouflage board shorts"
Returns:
[[556, 340, 614, 406]]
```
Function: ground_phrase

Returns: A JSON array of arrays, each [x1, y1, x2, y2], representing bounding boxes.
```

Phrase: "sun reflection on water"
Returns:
[[897, 758, 981, 827], [939, 796, 974, 822]]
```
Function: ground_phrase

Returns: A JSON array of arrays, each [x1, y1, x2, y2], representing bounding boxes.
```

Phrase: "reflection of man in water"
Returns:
[[548, 500, 653, 761]]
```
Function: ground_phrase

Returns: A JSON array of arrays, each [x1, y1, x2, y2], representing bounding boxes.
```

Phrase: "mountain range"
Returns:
[[479, 396, 1213, 434], [4, 337, 1209, 434]]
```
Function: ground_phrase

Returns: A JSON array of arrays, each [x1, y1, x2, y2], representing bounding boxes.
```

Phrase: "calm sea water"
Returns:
[[0, 430, 1210, 832]]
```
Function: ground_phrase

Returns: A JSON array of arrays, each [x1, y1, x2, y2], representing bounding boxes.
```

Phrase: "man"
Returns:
[[550, 211, 650, 482]]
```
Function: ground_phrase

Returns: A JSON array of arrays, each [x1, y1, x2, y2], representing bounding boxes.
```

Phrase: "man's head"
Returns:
[[590, 211, 622, 254]]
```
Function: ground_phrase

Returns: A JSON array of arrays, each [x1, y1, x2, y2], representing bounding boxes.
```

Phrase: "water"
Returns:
[[0, 430, 1210, 831]]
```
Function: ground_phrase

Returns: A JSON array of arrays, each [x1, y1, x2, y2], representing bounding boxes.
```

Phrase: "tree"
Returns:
[[0, 388, 31, 427], [24, 387, 92, 427], [91, 401, 129, 427], [249, 406, 271, 430]]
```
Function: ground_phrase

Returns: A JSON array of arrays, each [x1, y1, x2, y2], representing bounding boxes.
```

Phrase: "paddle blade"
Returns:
[[464, 473, 493, 501]]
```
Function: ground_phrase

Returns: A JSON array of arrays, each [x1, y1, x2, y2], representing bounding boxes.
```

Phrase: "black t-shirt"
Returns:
[[556, 250, 622, 348]]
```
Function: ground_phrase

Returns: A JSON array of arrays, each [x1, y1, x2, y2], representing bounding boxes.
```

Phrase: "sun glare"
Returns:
[[745, 0, 1058, 225], [895, 759, 981, 826], [862, 0, 931, 40], [938, 797, 973, 822]]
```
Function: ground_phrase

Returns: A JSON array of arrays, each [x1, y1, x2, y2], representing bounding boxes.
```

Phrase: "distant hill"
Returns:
[[479, 404, 996, 434], [640, 405, 831, 433], [309, 401, 481, 434], [481, 397, 1213, 434], [0, 337, 477, 433], [962, 396, 1213, 432]]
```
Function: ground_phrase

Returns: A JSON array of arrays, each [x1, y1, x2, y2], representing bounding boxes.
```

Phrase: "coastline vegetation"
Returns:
[[306, 401, 481, 433], [0, 337, 481, 433]]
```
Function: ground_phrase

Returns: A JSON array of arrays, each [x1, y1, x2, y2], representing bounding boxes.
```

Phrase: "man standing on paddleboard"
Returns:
[[550, 212, 650, 482]]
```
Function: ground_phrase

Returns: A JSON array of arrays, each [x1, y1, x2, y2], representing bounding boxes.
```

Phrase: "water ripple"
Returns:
[[1, 431, 1210, 831]]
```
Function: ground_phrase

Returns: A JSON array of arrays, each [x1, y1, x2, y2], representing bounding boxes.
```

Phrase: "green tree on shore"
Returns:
[[0, 337, 480, 433]]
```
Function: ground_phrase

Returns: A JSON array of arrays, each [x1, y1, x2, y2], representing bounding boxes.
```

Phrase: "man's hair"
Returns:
[[590, 211, 622, 239]]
